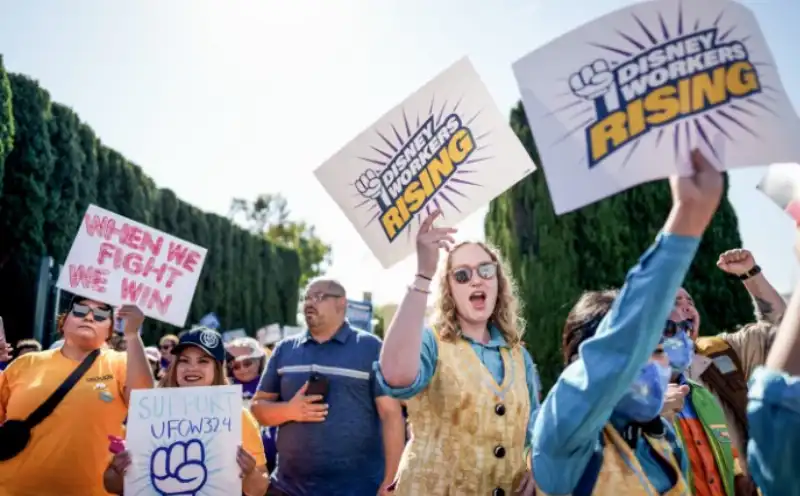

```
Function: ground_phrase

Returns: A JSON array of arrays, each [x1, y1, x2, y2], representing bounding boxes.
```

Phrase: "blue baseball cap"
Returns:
[[172, 327, 226, 363]]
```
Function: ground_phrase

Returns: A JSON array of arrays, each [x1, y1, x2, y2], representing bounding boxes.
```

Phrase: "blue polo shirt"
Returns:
[[258, 323, 385, 495]]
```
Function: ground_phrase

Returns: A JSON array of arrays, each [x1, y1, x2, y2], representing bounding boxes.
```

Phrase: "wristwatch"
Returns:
[[739, 265, 761, 281]]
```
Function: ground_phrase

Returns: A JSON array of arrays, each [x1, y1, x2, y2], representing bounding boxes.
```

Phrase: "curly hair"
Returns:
[[431, 241, 525, 346]]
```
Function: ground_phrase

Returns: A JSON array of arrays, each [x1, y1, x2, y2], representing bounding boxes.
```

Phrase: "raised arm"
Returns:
[[533, 149, 722, 494], [717, 248, 786, 324], [379, 211, 455, 388]]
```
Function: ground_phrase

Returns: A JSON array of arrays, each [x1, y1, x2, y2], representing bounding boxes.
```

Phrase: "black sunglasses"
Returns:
[[71, 303, 112, 323], [663, 320, 693, 338], [451, 262, 498, 284]]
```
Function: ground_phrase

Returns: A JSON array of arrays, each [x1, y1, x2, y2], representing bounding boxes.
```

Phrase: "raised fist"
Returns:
[[354, 169, 384, 200], [569, 60, 615, 100], [716, 248, 756, 276], [150, 439, 208, 496]]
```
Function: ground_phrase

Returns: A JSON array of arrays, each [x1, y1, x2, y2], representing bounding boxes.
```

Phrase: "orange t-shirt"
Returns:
[[0, 349, 128, 496]]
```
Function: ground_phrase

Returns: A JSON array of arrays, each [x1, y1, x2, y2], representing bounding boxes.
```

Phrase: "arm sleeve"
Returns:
[[374, 328, 439, 400]]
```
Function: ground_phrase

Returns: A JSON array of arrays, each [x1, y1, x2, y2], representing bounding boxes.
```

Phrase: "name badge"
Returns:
[[712, 355, 737, 374]]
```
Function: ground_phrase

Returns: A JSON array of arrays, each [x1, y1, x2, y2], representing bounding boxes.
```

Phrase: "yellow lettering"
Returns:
[[402, 181, 427, 215], [380, 208, 405, 240], [691, 66, 727, 110], [727, 61, 760, 96], [589, 112, 629, 162], [447, 128, 475, 163], [643, 86, 680, 126], [677, 78, 691, 114], [625, 98, 647, 138]]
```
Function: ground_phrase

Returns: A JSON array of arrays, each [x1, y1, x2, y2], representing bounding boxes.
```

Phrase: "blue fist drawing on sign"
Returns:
[[569, 59, 621, 115], [150, 439, 208, 496]]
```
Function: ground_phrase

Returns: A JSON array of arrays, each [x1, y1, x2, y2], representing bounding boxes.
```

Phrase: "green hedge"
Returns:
[[0, 67, 300, 345]]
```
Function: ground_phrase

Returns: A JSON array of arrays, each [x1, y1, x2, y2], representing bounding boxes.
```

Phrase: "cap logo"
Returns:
[[200, 330, 220, 349]]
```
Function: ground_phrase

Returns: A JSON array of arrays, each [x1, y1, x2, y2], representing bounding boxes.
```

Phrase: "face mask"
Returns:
[[613, 361, 671, 423], [662, 327, 695, 374]]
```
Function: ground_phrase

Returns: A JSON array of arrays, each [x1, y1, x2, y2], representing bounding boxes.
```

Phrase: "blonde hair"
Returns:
[[158, 348, 229, 388], [431, 241, 525, 346]]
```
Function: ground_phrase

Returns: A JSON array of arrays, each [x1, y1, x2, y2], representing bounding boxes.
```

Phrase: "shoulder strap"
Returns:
[[25, 348, 101, 428]]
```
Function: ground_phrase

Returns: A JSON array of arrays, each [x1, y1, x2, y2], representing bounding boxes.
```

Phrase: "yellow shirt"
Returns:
[[0, 349, 128, 496]]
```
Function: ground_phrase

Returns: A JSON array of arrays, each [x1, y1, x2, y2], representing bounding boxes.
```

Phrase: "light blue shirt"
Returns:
[[747, 367, 800, 496], [533, 232, 699, 495], [375, 325, 541, 449]]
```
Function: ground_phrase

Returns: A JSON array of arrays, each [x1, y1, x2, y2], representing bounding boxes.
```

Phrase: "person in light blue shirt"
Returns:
[[533, 149, 723, 495], [747, 242, 800, 495]]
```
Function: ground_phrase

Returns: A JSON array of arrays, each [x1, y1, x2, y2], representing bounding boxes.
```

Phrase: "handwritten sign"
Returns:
[[315, 57, 537, 268], [56, 204, 208, 327], [125, 386, 243, 496], [513, 0, 800, 214]]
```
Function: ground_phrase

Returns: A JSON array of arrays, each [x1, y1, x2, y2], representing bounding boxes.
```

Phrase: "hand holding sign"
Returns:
[[150, 439, 208, 496], [415, 211, 457, 278]]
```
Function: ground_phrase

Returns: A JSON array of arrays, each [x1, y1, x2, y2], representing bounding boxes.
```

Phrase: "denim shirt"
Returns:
[[375, 325, 541, 449], [747, 367, 800, 495], [533, 233, 699, 494]]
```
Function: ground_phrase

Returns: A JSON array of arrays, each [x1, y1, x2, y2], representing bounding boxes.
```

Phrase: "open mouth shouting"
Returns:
[[469, 290, 487, 310]]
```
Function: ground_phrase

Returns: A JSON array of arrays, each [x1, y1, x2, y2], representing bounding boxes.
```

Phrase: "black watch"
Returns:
[[738, 265, 761, 281]]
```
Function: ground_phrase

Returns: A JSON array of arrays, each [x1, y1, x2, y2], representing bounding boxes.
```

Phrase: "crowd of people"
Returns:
[[0, 149, 799, 495]]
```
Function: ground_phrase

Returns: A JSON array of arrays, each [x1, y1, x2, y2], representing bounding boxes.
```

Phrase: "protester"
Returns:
[[747, 231, 800, 495], [228, 336, 278, 473], [0, 296, 153, 496], [157, 334, 179, 372], [252, 278, 405, 496], [672, 248, 783, 492], [376, 211, 539, 495], [144, 346, 160, 379], [103, 327, 269, 496], [661, 311, 744, 496], [532, 149, 722, 494]]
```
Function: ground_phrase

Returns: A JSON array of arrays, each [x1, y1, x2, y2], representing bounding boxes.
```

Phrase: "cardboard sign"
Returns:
[[513, 0, 800, 214], [346, 299, 374, 333], [315, 57, 537, 268], [56, 205, 208, 327], [758, 163, 800, 222], [125, 386, 243, 496]]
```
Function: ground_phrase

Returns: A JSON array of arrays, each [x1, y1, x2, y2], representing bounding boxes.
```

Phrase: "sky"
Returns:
[[0, 0, 797, 307]]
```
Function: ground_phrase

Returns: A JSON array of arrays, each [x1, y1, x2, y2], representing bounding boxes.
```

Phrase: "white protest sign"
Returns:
[[758, 163, 800, 222], [125, 386, 243, 496], [513, 0, 800, 214], [315, 57, 537, 268], [56, 204, 208, 327], [222, 329, 247, 343]]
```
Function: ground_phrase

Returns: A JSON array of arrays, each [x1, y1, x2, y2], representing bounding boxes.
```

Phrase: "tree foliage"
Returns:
[[231, 193, 332, 288], [485, 102, 754, 391], [0, 73, 301, 345]]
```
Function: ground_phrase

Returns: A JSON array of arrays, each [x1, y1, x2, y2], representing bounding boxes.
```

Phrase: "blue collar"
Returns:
[[460, 325, 509, 349], [300, 323, 352, 344]]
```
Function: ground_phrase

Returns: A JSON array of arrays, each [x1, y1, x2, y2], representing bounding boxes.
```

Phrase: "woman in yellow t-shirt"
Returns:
[[103, 327, 269, 496], [0, 296, 153, 496]]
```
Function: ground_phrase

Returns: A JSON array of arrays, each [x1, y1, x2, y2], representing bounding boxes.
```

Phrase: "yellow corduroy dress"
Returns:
[[536, 425, 689, 495], [393, 331, 529, 495]]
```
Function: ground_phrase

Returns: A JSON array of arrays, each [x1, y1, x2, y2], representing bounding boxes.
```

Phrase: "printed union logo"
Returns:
[[353, 99, 490, 242], [200, 330, 219, 349], [569, 9, 771, 169]]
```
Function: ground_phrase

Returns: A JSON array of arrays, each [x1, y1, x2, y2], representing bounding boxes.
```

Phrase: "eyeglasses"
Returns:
[[159, 344, 173, 351], [663, 320, 692, 338], [71, 303, 111, 323], [232, 359, 254, 370], [303, 292, 344, 304], [450, 262, 498, 284]]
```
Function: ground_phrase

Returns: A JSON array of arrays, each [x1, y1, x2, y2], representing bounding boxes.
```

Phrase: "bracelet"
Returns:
[[415, 273, 433, 281], [739, 265, 762, 281], [408, 284, 431, 295]]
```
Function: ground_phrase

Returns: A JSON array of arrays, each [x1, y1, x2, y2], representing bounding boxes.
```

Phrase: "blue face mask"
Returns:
[[662, 327, 695, 374], [614, 361, 672, 422]]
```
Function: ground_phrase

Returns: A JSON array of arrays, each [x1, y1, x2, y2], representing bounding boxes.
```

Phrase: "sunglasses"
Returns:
[[663, 320, 693, 338], [450, 262, 498, 284], [71, 303, 112, 323], [232, 359, 254, 370], [160, 344, 174, 351]]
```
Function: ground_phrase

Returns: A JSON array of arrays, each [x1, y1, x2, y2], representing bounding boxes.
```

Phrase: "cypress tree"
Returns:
[[0, 56, 13, 203], [486, 102, 753, 390], [76, 123, 99, 213]]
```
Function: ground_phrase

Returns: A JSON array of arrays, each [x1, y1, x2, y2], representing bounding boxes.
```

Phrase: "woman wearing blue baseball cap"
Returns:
[[103, 327, 269, 496]]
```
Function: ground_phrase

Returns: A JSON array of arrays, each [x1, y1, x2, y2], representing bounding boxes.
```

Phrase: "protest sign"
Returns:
[[222, 329, 247, 343], [513, 0, 800, 214], [199, 312, 221, 330], [758, 163, 800, 222], [125, 385, 243, 496], [56, 204, 208, 327], [315, 57, 537, 268], [256, 324, 282, 346], [346, 299, 374, 333]]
